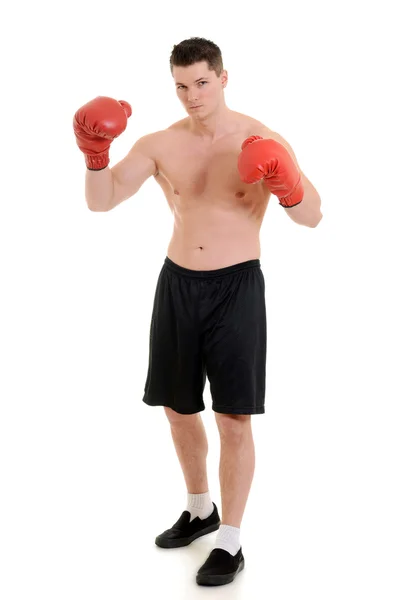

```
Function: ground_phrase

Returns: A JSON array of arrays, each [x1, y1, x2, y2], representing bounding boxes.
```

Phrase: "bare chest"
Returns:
[[155, 137, 257, 201]]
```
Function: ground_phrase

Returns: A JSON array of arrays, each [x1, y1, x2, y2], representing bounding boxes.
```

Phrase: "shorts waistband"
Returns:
[[164, 256, 261, 279]]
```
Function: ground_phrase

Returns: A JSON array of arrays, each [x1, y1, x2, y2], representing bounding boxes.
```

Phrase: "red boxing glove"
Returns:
[[238, 135, 304, 207], [73, 96, 132, 170]]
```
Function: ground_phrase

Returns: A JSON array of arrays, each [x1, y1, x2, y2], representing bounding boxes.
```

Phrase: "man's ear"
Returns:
[[221, 70, 228, 88]]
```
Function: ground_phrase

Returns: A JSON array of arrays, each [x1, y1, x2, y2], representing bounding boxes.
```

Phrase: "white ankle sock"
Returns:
[[186, 491, 214, 522], [214, 524, 241, 556]]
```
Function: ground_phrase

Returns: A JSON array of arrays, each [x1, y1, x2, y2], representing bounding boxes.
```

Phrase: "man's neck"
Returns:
[[189, 104, 234, 140]]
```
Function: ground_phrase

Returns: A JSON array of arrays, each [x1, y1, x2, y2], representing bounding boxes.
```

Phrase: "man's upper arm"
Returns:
[[110, 133, 159, 207]]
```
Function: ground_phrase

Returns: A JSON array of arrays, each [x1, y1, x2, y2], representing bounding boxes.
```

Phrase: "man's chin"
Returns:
[[188, 109, 207, 120]]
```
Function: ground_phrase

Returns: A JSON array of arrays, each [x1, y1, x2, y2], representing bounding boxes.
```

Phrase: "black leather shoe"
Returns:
[[155, 502, 220, 549], [196, 547, 245, 586]]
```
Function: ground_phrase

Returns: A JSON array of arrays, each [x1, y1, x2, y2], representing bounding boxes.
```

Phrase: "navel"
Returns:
[[235, 191, 245, 199]]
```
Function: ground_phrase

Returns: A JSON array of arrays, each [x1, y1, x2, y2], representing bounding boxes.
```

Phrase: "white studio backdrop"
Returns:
[[0, 1, 399, 599]]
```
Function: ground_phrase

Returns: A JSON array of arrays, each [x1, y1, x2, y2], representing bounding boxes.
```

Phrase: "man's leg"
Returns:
[[215, 413, 255, 528], [196, 262, 264, 584], [154, 409, 221, 550], [195, 412, 253, 585], [164, 407, 210, 495], [164, 407, 219, 522]]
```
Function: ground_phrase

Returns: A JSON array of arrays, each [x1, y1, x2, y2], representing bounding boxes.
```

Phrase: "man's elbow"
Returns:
[[87, 204, 109, 212], [310, 212, 323, 227], [306, 213, 323, 229]]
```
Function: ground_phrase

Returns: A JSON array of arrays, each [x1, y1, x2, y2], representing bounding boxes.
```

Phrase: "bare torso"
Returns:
[[152, 111, 272, 270]]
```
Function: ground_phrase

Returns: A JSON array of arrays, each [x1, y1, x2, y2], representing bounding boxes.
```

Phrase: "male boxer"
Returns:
[[73, 37, 322, 586]]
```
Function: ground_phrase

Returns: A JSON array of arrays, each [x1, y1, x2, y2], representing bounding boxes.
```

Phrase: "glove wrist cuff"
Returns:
[[85, 151, 110, 171], [278, 176, 304, 207]]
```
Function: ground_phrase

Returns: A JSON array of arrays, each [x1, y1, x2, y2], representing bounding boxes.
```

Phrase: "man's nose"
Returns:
[[188, 88, 199, 102]]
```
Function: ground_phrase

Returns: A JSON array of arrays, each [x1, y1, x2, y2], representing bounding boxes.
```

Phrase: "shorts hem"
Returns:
[[212, 405, 265, 415], [142, 395, 205, 415]]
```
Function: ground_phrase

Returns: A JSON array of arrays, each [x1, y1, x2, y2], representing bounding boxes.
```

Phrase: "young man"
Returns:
[[73, 37, 322, 586]]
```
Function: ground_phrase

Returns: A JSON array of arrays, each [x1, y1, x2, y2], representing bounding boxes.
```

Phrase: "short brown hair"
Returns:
[[170, 37, 223, 76]]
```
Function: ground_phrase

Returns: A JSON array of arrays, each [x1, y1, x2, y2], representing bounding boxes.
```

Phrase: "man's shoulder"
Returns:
[[235, 112, 273, 137], [135, 119, 188, 147], [214, 112, 273, 145], [166, 117, 190, 131], [131, 128, 174, 157]]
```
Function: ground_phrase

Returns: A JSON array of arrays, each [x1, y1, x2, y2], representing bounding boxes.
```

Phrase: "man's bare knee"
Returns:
[[215, 413, 251, 439], [164, 406, 201, 426]]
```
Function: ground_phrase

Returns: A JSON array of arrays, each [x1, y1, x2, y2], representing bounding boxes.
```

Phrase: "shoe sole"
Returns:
[[196, 558, 245, 586], [155, 521, 221, 549]]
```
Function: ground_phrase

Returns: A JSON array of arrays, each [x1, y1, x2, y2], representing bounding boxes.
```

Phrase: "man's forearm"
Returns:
[[284, 173, 322, 227], [85, 167, 114, 212]]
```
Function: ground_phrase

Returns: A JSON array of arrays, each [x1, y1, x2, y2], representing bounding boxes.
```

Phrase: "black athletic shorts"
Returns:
[[142, 257, 267, 415]]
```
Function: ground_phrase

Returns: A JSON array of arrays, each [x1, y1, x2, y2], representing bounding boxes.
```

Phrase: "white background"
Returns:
[[1, 0, 399, 598]]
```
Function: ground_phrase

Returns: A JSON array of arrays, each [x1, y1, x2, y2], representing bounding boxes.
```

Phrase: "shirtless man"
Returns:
[[73, 37, 322, 586]]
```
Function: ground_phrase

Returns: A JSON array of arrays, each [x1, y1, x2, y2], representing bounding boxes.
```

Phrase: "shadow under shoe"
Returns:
[[155, 502, 221, 549]]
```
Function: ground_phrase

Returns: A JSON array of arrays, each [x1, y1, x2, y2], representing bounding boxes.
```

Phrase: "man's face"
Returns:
[[172, 61, 227, 118]]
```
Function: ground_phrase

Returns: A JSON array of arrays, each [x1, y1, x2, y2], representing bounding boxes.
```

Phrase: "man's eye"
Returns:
[[177, 82, 207, 89]]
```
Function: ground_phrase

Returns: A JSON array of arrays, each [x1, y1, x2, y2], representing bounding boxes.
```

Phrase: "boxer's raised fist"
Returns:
[[238, 135, 304, 207], [73, 96, 132, 170]]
